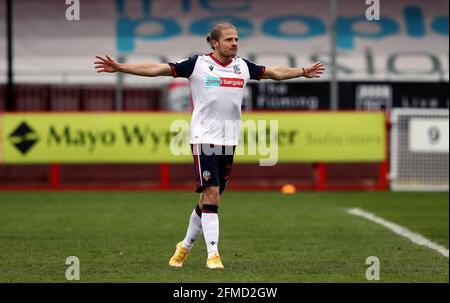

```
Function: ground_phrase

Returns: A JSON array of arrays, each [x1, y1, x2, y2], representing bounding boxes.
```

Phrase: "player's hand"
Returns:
[[94, 55, 120, 73], [303, 61, 325, 78]]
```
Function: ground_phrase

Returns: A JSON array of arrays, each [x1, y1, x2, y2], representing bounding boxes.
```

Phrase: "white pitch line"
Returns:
[[347, 208, 449, 258]]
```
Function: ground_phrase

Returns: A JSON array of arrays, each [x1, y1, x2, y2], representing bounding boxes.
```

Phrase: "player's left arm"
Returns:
[[262, 61, 325, 80]]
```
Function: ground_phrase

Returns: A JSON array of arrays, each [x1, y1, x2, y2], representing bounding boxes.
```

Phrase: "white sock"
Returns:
[[181, 208, 202, 251], [201, 205, 219, 258]]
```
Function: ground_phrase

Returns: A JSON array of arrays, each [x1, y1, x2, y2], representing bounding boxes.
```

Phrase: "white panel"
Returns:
[[409, 119, 449, 152]]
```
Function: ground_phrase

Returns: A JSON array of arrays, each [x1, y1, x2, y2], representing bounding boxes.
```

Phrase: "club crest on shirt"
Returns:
[[233, 65, 241, 75], [202, 170, 212, 181]]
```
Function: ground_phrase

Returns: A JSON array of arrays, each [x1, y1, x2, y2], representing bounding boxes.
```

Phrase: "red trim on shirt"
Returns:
[[209, 54, 233, 67]]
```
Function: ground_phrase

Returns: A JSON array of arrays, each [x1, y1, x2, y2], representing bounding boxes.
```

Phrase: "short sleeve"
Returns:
[[242, 58, 266, 80], [168, 55, 199, 78]]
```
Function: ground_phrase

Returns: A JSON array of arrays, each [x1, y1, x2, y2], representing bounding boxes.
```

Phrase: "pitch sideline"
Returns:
[[347, 208, 449, 258]]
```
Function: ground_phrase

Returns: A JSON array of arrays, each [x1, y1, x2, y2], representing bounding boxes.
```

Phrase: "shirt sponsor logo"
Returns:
[[205, 77, 244, 88]]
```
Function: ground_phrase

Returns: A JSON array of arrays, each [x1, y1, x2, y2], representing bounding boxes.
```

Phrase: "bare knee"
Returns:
[[200, 186, 220, 205]]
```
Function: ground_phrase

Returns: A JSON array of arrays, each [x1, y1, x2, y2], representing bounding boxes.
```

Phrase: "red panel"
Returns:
[[14, 84, 49, 111], [49, 86, 81, 111]]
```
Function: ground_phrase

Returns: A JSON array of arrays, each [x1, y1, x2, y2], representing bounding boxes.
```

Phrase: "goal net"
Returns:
[[390, 108, 449, 191]]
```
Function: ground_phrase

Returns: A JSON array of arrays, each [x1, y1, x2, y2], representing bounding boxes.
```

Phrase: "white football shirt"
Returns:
[[169, 54, 265, 145]]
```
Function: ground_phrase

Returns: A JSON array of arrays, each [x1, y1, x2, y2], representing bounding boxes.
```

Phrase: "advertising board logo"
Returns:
[[356, 84, 393, 111], [9, 122, 39, 155]]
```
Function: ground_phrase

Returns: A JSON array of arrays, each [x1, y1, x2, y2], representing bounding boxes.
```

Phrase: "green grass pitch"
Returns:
[[0, 191, 447, 282]]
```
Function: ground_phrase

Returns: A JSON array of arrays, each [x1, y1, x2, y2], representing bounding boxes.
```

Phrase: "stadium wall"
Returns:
[[0, 0, 447, 191], [0, 111, 388, 191]]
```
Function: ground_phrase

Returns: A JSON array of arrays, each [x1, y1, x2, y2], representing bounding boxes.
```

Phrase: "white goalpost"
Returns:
[[390, 108, 449, 191]]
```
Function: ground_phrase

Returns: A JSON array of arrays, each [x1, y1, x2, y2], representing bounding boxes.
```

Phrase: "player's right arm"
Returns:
[[94, 55, 172, 77]]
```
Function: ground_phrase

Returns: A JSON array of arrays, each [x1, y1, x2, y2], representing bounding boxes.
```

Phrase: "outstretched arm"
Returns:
[[94, 55, 172, 77], [262, 61, 325, 81]]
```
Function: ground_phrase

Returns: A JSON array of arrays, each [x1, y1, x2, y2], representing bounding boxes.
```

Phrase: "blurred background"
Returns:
[[0, 0, 448, 192]]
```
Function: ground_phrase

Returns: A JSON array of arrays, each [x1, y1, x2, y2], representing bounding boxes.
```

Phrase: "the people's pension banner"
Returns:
[[1, 0, 447, 84]]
